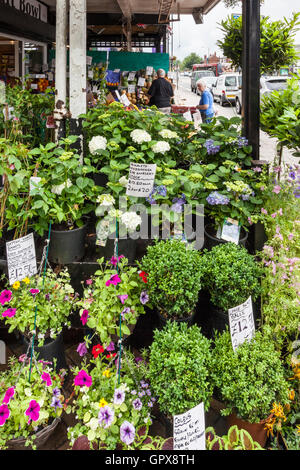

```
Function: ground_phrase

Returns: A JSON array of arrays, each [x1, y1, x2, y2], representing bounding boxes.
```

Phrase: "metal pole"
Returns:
[[242, 0, 260, 160], [54, 0, 68, 141]]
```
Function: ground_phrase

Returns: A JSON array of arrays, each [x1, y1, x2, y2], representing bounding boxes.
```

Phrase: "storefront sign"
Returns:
[[1, 0, 48, 23], [173, 402, 206, 450], [228, 296, 255, 351], [126, 162, 156, 197], [6, 233, 37, 285]]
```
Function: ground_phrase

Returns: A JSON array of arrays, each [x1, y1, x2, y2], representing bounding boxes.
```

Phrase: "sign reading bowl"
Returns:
[[1, 0, 48, 22]]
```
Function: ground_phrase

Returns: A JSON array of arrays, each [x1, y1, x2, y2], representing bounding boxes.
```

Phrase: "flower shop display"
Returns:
[[147, 321, 213, 428], [211, 329, 291, 446], [139, 239, 204, 323], [0, 268, 75, 347], [66, 350, 154, 450], [205, 425, 264, 450], [76, 256, 147, 347], [0, 356, 65, 450]]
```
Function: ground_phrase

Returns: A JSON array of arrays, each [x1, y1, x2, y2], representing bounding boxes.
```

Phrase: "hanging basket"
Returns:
[[6, 417, 61, 450]]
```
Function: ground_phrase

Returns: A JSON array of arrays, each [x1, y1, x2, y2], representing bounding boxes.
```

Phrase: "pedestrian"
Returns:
[[147, 69, 174, 114], [196, 79, 215, 123]]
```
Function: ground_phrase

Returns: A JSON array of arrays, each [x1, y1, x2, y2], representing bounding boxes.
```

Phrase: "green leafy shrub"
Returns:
[[199, 243, 262, 311], [211, 330, 290, 423], [147, 321, 213, 416], [139, 239, 203, 319]]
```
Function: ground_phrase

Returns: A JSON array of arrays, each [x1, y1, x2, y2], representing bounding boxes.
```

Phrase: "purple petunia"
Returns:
[[52, 387, 60, 398], [76, 342, 88, 357], [120, 421, 135, 446], [106, 341, 115, 352], [132, 398, 142, 411], [98, 405, 114, 429], [51, 396, 62, 412], [121, 307, 130, 320], [140, 291, 149, 305], [114, 388, 125, 405]]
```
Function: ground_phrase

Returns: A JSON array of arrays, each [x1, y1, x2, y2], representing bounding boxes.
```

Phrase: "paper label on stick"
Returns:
[[128, 72, 136, 81], [128, 84, 135, 94], [88, 70, 93, 79], [137, 77, 145, 87], [126, 163, 156, 197], [183, 110, 192, 121], [0, 80, 6, 105], [120, 94, 131, 107], [221, 218, 240, 244], [146, 66, 153, 76], [193, 110, 201, 128], [6, 233, 37, 285], [173, 402, 206, 450], [229, 296, 255, 351], [86, 56, 93, 65]]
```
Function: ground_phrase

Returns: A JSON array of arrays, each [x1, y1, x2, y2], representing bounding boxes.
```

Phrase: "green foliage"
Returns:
[[199, 243, 262, 311], [211, 330, 290, 423], [0, 269, 75, 346], [139, 239, 203, 319], [181, 53, 203, 71], [218, 13, 300, 74], [206, 425, 264, 450], [261, 76, 300, 157], [147, 321, 213, 416]]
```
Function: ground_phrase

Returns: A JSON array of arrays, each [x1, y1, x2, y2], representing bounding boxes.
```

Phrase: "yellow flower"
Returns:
[[264, 419, 275, 437], [102, 369, 111, 378], [22, 277, 30, 284], [289, 389, 295, 401], [12, 281, 20, 290], [99, 398, 108, 408], [297, 425, 300, 435], [271, 402, 286, 421]]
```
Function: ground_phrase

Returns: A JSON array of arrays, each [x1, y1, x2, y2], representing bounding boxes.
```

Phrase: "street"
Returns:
[[174, 75, 296, 165]]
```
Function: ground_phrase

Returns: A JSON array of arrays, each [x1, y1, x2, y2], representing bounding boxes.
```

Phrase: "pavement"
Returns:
[[174, 76, 296, 166]]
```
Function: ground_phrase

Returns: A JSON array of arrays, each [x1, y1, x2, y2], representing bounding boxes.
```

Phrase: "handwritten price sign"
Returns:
[[228, 296, 255, 351], [6, 233, 37, 285], [173, 402, 205, 450], [126, 163, 156, 198]]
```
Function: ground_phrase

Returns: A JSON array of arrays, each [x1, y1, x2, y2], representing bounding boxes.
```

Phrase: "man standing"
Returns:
[[147, 69, 174, 114], [196, 79, 215, 123]]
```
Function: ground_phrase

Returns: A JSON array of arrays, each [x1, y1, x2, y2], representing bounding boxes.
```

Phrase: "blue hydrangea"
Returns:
[[204, 139, 221, 155], [206, 191, 230, 205], [237, 136, 249, 148]]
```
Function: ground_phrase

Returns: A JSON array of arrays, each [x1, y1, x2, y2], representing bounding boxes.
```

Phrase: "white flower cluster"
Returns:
[[120, 211, 142, 231], [159, 129, 179, 139], [152, 141, 170, 154], [88, 135, 107, 154], [119, 176, 128, 187], [96, 194, 115, 206], [130, 129, 151, 144], [51, 179, 72, 195]]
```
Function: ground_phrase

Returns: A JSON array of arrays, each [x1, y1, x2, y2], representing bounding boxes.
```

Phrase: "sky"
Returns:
[[172, 0, 300, 61]]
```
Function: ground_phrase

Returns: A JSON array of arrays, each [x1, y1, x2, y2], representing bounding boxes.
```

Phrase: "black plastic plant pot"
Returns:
[[204, 223, 248, 251], [97, 237, 137, 264], [22, 331, 68, 372], [92, 172, 108, 188], [48, 223, 87, 265], [156, 308, 197, 330]]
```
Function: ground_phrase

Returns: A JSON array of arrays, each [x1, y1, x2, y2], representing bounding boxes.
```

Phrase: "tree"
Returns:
[[217, 13, 300, 74], [181, 53, 203, 71]]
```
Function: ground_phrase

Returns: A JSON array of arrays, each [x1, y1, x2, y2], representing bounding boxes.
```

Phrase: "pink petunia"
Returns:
[[118, 294, 128, 304], [0, 404, 10, 426], [41, 372, 52, 387], [30, 289, 40, 297], [0, 290, 12, 306], [74, 370, 92, 388], [105, 274, 121, 287], [110, 256, 118, 266], [80, 309, 89, 325], [106, 341, 115, 352], [25, 400, 40, 422], [2, 387, 15, 405], [86, 279, 93, 285], [2, 308, 16, 318]]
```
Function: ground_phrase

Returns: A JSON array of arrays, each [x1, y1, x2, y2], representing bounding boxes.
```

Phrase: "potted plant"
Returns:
[[198, 243, 262, 336], [0, 269, 75, 369], [147, 321, 212, 435], [205, 425, 264, 450], [66, 350, 154, 450], [139, 239, 204, 325], [76, 256, 147, 348], [211, 329, 290, 447], [0, 355, 65, 450]]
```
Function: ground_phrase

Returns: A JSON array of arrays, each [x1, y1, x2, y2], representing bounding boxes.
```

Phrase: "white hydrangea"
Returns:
[[120, 211, 142, 231], [159, 129, 179, 139], [119, 176, 128, 187], [130, 129, 152, 144], [88, 136, 107, 154], [152, 141, 170, 154], [51, 179, 72, 195], [96, 194, 115, 206]]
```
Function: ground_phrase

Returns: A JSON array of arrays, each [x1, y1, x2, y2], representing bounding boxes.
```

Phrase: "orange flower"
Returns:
[[289, 389, 295, 401]]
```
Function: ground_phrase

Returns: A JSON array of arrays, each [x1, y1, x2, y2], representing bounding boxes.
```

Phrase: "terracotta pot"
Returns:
[[227, 413, 269, 447]]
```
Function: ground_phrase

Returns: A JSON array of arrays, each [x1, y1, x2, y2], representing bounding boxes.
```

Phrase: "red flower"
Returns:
[[92, 344, 104, 358], [106, 353, 117, 359], [139, 271, 148, 283]]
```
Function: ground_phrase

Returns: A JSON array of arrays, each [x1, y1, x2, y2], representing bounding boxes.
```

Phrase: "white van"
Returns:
[[191, 70, 215, 93], [212, 73, 242, 106]]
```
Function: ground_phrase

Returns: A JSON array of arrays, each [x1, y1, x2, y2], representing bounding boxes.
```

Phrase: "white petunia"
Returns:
[[159, 129, 179, 139], [120, 211, 142, 231], [152, 141, 170, 154], [51, 179, 72, 195], [130, 129, 151, 144], [88, 136, 107, 154]]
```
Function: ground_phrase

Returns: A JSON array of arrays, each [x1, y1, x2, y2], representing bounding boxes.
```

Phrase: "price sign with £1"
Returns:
[[228, 296, 255, 351], [6, 233, 37, 285]]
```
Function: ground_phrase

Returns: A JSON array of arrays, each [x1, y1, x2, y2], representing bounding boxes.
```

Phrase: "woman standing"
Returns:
[[196, 79, 215, 123]]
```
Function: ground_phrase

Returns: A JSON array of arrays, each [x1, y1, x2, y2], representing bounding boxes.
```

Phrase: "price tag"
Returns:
[[88, 70, 93, 79], [29, 177, 42, 194], [0, 80, 6, 105], [128, 72, 136, 81], [114, 69, 120, 73], [35, 74, 46, 79], [86, 56, 93, 65], [173, 403, 205, 450], [193, 110, 201, 128], [126, 163, 156, 198], [42, 64, 48, 72], [229, 296, 255, 351], [31, 84, 38, 90], [47, 72, 54, 81], [6, 233, 37, 285], [183, 110, 192, 121], [146, 66, 153, 76], [128, 84, 135, 94], [137, 77, 145, 87], [120, 94, 131, 107], [221, 218, 240, 244]]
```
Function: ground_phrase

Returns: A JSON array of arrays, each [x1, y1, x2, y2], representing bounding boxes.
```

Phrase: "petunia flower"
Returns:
[[118, 294, 128, 304], [77, 342, 88, 357], [41, 372, 52, 387], [51, 396, 62, 412], [132, 398, 142, 411], [121, 307, 130, 320], [25, 400, 40, 422], [106, 341, 115, 352], [52, 387, 61, 398], [2, 387, 15, 405], [74, 370, 92, 388], [92, 344, 104, 358], [86, 279, 93, 285], [2, 308, 16, 318], [30, 289, 40, 297], [114, 388, 125, 405], [98, 405, 114, 429], [140, 291, 149, 305], [80, 309, 89, 326], [0, 290, 12, 306], [105, 274, 121, 287], [0, 404, 10, 426], [120, 421, 135, 446]]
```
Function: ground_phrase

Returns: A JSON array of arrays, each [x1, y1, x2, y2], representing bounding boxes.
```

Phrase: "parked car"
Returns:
[[213, 73, 242, 106], [235, 76, 290, 115], [196, 76, 217, 95], [191, 70, 215, 93]]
